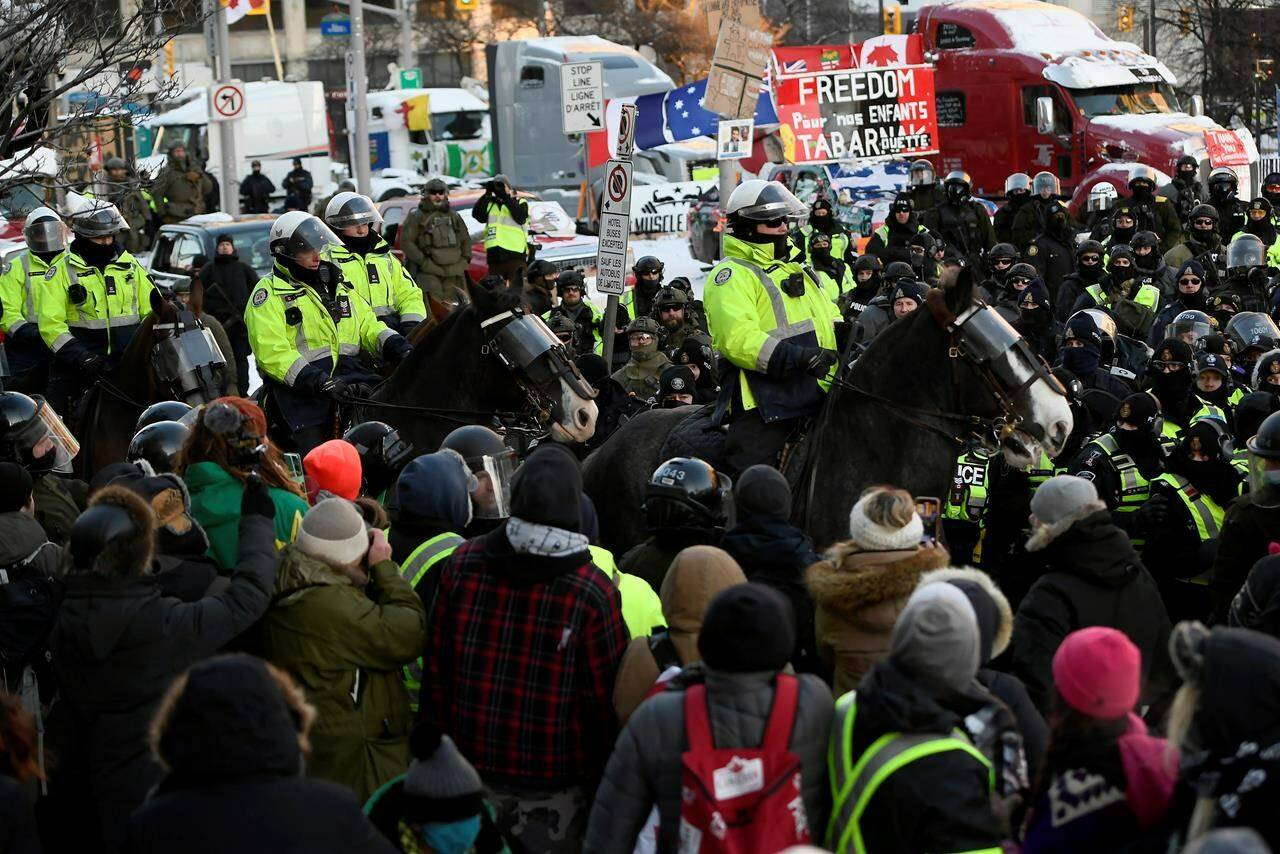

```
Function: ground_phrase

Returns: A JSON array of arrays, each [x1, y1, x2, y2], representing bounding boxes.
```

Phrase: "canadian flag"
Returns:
[[856, 34, 924, 68]]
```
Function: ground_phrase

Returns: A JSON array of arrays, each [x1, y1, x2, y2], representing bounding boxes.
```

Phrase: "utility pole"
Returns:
[[396, 0, 415, 75], [208, 0, 239, 214], [1147, 0, 1157, 56], [349, 0, 373, 195]]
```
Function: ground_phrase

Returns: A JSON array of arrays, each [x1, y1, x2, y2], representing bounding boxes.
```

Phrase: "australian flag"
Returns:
[[632, 79, 780, 149]]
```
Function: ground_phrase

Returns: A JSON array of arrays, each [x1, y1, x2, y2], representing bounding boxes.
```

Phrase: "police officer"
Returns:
[[0, 208, 61, 388], [993, 172, 1031, 244], [1105, 207, 1138, 250], [1070, 391, 1168, 545], [1211, 409, 1280, 621], [37, 201, 155, 416], [793, 197, 853, 265], [1147, 337, 1225, 441], [1159, 307, 1215, 350], [1056, 312, 1132, 425], [1240, 199, 1280, 262], [1010, 171, 1065, 249], [437, 424, 518, 537], [243, 211, 411, 455], [1159, 155, 1203, 229], [1085, 183, 1119, 242], [0, 390, 86, 546], [1070, 245, 1161, 341], [865, 193, 930, 265], [807, 231, 853, 302], [136, 400, 193, 431], [1225, 311, 1280, 386], [623, 255, 665, 322], [1130, 230, 1173, 294], [471, 173, 529, 280], [342, 420, 414, 501], [1055, 240, 1106, 322], [704, 179, 840, 473], [1164, 203, 1227, 290], [1194, 350, 1244, 412], [1026, 203, 1075, 297], [522, 258, 559, 317], [1213, 234, 1270, 315], [979, 243, 1017, 301], [839, 255, 883, 321], [611, 316, 669, 404], [545, 310, 580, 354], [322, 192, 426, 336], [1207, 167, 1248, 239], [657, 363, 697, 408], [906, 158, 945, 216], [923, 171, 996, 270], [1113, 166, 1183, 252], [546, 269, 605, 355], [651, 286, 696, 352]]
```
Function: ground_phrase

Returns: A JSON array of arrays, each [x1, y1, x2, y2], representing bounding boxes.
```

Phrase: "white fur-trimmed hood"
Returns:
[[1026, 499, 1108, 553]]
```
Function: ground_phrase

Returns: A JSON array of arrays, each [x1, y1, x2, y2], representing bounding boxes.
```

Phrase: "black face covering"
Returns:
[[280, 256, 329, 294], [810, 213, 835, 234], [1196, 379, 1231, 408], [1134, 250, 1158, 273], [33, 249, 62, 265], [812, 247, 832, 268], [1245, 218, 1278, 246], [636, 276, 662, 299], [1132, 185, 1155, 204], [1150, 367, 1193, 411], [1077, 261, 1104, 284], [71, 236, 119, 270], [1210, 184, 1236, 204], [1111, 224, 1136, 245], [1178, 458, 1241, 506], [1181, 286, 1208, 311], [341, 231, 380, 254], [1114, 427, 1162, 463]]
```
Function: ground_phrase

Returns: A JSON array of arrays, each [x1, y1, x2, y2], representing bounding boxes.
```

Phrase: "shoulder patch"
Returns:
[[1027, 245, 1038, 256], [713, 267, 733, 285], [251, 288, 269, 307], [44, 266, 56, 280]]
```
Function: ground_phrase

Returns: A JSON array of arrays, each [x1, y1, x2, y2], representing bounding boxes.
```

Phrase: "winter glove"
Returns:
[[319, 377, 351, 401], [802, 348, 839, 379], [383, 334, 413, 364], [240, 473, 274, 519], [1132, 493, 1171, 533], [79, 353, 106, 377]]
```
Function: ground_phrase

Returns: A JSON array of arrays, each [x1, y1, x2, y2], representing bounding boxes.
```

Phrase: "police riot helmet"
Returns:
[[343, 420, 414, 497], [642, 457, 732, 534], [943, 171, 972, 201], [1165, 309, 1214, 344], [1208, 167, 1238, 191], [909, 160, 936, 187], [0, 392, 78, 475], [268, 211, 342, 261], [1226, 234, 1266, 271], [884, 261, 916, 284], [654, 286, 688, 309], [1032, 171, 1060, 197], [323, 191, 382, 231], [1087, 183, 1118, 213], [136, 400, 194, 432], [725, 180, 807, 224], [23, 207, 65, 255], [70, 200, 127, 238], [439, 424, 517, 519], [633, 255, 665, 277], [126, 421, 191, 474], [558, 269, 587, 294], [1176, 155, 1199, 178], [546, 311, 576, 342], [1248, 410, 1280, 460], [1127, 165, 1159, 191], [526, 258, 558, 283], [1004, 173, 1031, 195]]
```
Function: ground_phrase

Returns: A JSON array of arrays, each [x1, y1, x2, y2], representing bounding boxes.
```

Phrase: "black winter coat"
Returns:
[[1014, 508, 1175, 713], [239, 173, 275, 214], [197, 255, 257, 336], [1054, 271, 1103, 322], [1028, 231, 1076, 298], [1227, 552, 1280, 638], [1213, 491, 1280, 624], [46, 513, 278, 852]]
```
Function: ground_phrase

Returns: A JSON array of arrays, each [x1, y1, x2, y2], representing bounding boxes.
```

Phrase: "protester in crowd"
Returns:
[[127, 654, 395, 853], [806, 485, 950, 695], [196, 234, 256, 395], [580, 493, 664, 641], [282, 157, 314, 209], [239, 160, 275, 214], [47, 478, 279, 851], [1020, 627, 1177, 851], [1167, 622, 1280, 849], [585, 583, 833, 852], [611, 544, 747, 724], [178, 397, 309, 571], [720, 464, 822, 675], [0, 461, 62, 684], [303, 439, 363, 503], [1227, 551, 1280, 637], [113, 468, 220, 602], [423, 443, 628, 852], [261, 498, 426, 803], [0, 693, 42, 854], [1212, 409, 1280, 623], [1013, 475, 1175, 713]]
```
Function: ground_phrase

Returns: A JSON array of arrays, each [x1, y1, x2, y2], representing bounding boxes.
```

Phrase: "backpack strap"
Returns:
[[761, 674, 799, 752], [684, 683, 714, 750]]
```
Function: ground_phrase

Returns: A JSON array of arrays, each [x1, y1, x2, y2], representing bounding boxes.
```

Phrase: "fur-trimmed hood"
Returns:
[[805, 542, 950, 623], [70, 483, 157, 578], [918, 567, 1013, 661], [1026, 499, 1108, 553]]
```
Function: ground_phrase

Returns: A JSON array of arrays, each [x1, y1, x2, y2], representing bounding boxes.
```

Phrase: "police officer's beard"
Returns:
[[631, 340, 660, 363], [342, 231, 380, 254], [71, 236, 118, 270]]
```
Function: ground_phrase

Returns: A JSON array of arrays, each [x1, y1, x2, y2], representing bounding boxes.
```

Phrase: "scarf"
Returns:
[[505, 516, 589, 557]]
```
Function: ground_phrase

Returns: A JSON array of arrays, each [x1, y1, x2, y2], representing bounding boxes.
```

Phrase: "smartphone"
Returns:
[[282, 452, 304, 485], [916, 496, 942, 543]]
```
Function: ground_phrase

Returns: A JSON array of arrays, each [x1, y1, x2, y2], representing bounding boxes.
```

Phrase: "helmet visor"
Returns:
[[1227, 238, 1266, 269], [1032, 173, 1060, 196], [738, 183, 807, 222], [72, 205, 127, 238], [475, 450, 517, 519], [1166, 318, 1214, 343], [1249, 452, 1280, 493], [274, 217, 342, 261], [152, 327, 227, 402], [31, 396, 78, 474], [328, 196, 383, 231], [25, 218, 65, 254], [910, 163, 935, 186]]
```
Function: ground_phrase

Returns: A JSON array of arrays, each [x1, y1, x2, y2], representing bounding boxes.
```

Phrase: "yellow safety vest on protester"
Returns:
[[483, 199, 529, 254], [398, 531, 464, 711]]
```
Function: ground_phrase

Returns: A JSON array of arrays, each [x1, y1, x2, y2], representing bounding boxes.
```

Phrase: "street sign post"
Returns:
[[559, 61, 604, 135], [616, 103, 637, 159], [598, 158, 632, 365], [208, 80, 246, 122], [399, 67, 423, 89]]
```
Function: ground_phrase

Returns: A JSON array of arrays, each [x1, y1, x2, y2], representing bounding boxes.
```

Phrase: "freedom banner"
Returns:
[[773, 64, 939, 164]]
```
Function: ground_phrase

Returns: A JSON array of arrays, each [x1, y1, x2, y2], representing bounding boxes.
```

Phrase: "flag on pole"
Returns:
[[247, 0, 270, 15], [222, 0, 268, 24], [396, 95, 431, 132]]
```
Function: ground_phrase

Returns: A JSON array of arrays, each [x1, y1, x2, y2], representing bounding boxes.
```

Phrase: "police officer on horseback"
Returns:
[[37, 201, 155, 417], [704, 180, 841, 474], [0, 208, 62, 389], [244, 211, 412, 456]]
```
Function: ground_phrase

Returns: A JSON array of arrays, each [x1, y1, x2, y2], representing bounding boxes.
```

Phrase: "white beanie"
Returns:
[[294, 498, 368, 567], [847, 491, 923, 551]]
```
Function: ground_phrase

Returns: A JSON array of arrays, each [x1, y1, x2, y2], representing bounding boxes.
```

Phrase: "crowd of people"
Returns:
[[5, 150, 1280, 854]]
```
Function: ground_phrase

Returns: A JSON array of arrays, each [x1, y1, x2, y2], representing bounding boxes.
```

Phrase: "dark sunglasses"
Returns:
[[1009, 277, 1031, 286], [1178, 277, 1202, 286], [760, 217, 787, 227], [1192, 218, 1215, 227], [993, 258, 1013, 268], [659, 305, 682, 312], [428, 190, 446, 196], [1080, 255, 1101, 264], [1151, 359, 1185, 372]]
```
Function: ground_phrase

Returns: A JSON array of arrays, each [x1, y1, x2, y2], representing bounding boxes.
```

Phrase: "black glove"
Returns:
[[80, 353, 106, 377], [1132, 493, 1171, 533], [384, 334, 413, 364], [240, 472, 274, 519], [801, 347, 839, 378], [319, 377, 351, 401]]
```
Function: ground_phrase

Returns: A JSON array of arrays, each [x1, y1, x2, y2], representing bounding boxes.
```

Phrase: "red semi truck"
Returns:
[[913, 0, 1254, 198]]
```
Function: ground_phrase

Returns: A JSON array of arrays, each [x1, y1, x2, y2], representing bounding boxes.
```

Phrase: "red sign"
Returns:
[[771, 36, 924, 78], [773, 64, 939, 164], [1203, 128, 1250, 167]]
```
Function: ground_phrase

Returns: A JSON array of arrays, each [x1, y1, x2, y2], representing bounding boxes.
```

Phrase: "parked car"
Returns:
[[146, 213, 277, 292]]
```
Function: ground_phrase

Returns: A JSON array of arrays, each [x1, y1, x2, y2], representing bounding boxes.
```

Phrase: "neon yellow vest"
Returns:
[[483, 200, 528, 254], [398, 531, 463, 711]]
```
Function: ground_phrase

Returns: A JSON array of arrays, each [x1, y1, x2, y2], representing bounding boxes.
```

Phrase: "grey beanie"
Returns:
[[1030, 474, 1100, 527], [294, 498, 368, 567], [889, 581, 980, 694], [403, 723, 485, 823]]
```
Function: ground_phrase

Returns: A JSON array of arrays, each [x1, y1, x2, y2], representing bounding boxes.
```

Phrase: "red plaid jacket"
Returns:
[[424, 530, 628, 789]]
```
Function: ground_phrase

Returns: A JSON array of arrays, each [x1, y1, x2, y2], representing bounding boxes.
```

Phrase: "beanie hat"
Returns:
[[294, 498, 368, 567], [509, 443, 582, 532], [889, 581, 980, 694], [920, 567, 1014, 664], [734, 464, 791, 520], [1052, 626, 1141, 718], [0, 462, 33, 513], [205, 396, 267, 439], [575, 353, 611, 389], [1030, 474, 1100, 528], [1176, 259, 1207, 282], [215, 233, 234, 247], [401, 722, 485, 823], [697, 582, 795, 673], [303, 440, 362, 502], [847, 491, 923, 551], [396, 450, 474, 529]]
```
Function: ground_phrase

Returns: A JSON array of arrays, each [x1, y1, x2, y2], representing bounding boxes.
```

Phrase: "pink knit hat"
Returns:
[[1052, 627, 1141, 718]]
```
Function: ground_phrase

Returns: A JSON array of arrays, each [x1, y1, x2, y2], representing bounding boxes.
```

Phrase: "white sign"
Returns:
[[631, 179, 717, 236], [209, 80, 246, 122], [602, 159, 632, 215], [616, 103, 637, 159], [597, 159, 632, 296], [717, 119, 754, 159], [560, 61, 604, 135]]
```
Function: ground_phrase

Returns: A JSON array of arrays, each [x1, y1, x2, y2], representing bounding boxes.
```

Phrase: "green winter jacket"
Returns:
[[183, 461, 308, 571], [262, 547, 426, 802]]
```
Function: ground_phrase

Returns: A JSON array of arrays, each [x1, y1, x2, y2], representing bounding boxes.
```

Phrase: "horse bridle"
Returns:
[[835, 289, 1065, 451]]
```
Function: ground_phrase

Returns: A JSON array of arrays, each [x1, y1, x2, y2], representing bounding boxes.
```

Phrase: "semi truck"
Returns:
[[913, 0, 1254, 196]]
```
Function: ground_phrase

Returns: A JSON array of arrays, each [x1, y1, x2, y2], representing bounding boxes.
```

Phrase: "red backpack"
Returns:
[[675, 674, 809, 852]]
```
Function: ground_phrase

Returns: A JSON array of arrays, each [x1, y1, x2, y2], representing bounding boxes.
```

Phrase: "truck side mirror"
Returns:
[[1188, 95, 1204, 117], [1035, 96, 1055, 136]]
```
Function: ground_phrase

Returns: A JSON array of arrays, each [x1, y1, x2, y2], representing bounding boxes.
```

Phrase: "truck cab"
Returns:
[[915, 0, 1250, 195]]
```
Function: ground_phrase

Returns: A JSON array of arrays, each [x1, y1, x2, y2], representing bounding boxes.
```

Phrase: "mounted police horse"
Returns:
[[583, 267, 1073, 552], [364, 275, 598, 455]]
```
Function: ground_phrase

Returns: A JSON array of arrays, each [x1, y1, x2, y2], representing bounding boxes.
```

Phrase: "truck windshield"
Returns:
[[433, 111, 485, 141], [1067, 83, 1179, 118]]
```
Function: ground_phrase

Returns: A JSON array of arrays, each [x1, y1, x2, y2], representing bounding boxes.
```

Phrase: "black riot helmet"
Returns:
[[633, 255, 664, 278], [0, 392, 78, 475], [642, 457, 732, 535], [136, 400, 194, 432], [126, 421, 191, 474], [343, 420, 414, 497], [440, 424, 517, 519], [1208, 167, 1239, 203], [943, 170, 972, 203], [1249, 411, 1280, 460]]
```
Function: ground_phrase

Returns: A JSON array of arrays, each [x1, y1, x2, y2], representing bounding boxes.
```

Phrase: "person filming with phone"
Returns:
[[471, 174, 530, 280]]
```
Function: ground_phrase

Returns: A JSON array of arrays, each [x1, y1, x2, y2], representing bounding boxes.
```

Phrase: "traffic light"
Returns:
[[1116, 4, 1134, 32], [1178, 7, 1192, 34], [882, 3, 902, 34]]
